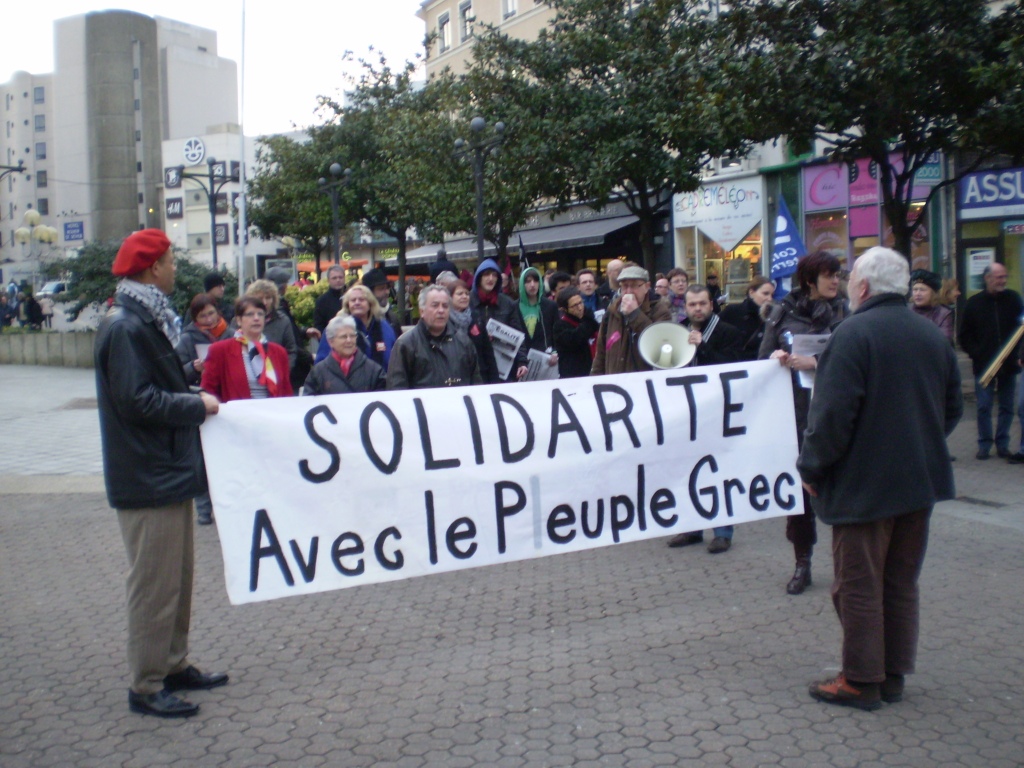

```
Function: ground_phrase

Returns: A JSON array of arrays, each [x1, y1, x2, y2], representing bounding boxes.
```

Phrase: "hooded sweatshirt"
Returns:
[[470, 258, 529, 378]]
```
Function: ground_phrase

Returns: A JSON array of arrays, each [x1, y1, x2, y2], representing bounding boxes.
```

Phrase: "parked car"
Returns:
[[37, 281, 65, 298]]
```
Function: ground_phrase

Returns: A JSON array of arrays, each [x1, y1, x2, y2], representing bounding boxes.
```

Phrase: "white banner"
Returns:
[[202, 361, 801, 604]]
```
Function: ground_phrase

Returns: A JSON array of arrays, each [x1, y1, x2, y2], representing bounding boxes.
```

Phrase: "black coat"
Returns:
[[386, 321, 482, 390], [719, 298, 766, 362], [553, 309, 599, 379], [960, 288, 1024, 379], [470, 291, 529, 379], [758, 291, 850, 441], [686, 317, 744, 367], [798, 294, 963, 526], [303, 349, 386, 396], [313, 288, 345, 333], [175, 324, 233, 386], [522, 297, 559, 352], [94, 293, 207, 510]]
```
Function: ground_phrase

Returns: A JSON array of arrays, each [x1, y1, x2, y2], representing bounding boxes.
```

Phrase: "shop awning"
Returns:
[[390, 215, 639, 266]]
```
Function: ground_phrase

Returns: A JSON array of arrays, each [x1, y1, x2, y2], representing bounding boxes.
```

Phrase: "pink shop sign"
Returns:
[[848, 159, 879, 207], [803, 164, 849, 213]]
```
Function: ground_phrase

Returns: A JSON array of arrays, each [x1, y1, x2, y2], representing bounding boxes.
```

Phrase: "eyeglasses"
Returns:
[[241, 311, 266, 319], [567, 300, 584, 309]]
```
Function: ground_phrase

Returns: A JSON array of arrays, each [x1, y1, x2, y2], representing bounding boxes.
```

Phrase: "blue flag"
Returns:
[[770, 196, 806, 298]]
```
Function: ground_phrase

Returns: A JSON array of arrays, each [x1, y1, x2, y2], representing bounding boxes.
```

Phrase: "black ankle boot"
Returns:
[[786, 556, 812, 595]]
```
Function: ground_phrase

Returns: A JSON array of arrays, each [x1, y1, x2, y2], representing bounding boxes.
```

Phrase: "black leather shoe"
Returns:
[[129, 689, 199, 718], [786, 558, 812, 595], [976, 450, 990, 460], [668, 532, 704, 547], [164, 665, 229, 691], [997, 449, 1012, 459]]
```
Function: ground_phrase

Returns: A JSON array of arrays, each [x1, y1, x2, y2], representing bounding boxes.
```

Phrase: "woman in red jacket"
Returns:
[[201, 296, 293, 401]]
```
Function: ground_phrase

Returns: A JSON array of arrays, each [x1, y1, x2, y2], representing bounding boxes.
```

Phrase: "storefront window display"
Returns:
[[673, 176, 766, 304], [958, 168, 1024, 297]]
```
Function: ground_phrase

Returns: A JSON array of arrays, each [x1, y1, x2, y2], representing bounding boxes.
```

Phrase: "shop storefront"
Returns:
[[800, 154, 944, 272], [957, 167, 1024, 297], [672, 174, 765, 303]]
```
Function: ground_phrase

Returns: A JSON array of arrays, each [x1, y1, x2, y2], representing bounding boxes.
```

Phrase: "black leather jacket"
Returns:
[[386, 321, 482, 390], [94, 293, 208, 510]]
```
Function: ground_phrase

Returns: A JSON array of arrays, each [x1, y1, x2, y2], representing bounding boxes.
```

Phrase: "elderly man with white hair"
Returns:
[[797, 247, 963, 711]]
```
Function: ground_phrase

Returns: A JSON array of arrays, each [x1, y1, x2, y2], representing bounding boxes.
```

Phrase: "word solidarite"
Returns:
[[248, 460, 798, 593], [297, 371, 752, 483]]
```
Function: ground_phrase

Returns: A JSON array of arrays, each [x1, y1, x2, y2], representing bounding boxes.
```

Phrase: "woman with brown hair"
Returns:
[[202, 296, 293, 402], [176, 293, 232, 386], [759, 252, 850, 595]]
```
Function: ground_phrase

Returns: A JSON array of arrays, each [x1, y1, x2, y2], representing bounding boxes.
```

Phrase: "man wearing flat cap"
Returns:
[[590, 263, 672, 375], [95, 229, 228, 719]]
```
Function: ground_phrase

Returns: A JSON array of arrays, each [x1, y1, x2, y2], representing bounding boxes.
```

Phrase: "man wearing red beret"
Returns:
[[95, 229, 229, 718]]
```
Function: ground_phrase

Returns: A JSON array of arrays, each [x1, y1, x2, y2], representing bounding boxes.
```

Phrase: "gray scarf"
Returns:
[[116, 279, 181, 347], [449, 306, 473, 334]]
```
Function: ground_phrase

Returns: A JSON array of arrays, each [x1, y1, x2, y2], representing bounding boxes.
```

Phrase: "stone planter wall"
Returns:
[[0, 332, 96, 368]]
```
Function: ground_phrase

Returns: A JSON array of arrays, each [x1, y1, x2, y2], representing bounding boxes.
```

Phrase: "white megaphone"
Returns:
[[637, 322, 696, 369]]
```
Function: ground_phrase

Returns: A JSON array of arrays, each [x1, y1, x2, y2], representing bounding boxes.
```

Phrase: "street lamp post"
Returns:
[[178, 158, 239, 269], [317, 163, 352, 280], [0, 160, 26, 184], [454, 117, 505, 264]]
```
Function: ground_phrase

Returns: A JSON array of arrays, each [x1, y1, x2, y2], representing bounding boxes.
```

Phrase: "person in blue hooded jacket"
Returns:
[[470, 258, 528, 381]]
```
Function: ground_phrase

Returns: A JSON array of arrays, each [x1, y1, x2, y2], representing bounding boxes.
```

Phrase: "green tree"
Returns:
[[316, 55, 469, 320], [246, 134, 336, 275], [469, 0, 751, 275], [724, 0, 1000, 260], [45, 240, 235, 321]]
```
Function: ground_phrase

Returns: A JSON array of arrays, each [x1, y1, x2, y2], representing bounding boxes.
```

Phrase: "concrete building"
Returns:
[[0, 10, 261, 288], [418, 0, 553, 78]]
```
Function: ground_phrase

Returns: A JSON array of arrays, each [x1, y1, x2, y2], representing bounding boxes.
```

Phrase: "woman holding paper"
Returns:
[[176, 293, 232, 386], [449, 280, 500, 384], [759, 251, 849, 596]]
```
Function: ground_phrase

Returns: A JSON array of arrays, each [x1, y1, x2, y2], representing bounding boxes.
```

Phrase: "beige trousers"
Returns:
[[117, 501, 194, 694]]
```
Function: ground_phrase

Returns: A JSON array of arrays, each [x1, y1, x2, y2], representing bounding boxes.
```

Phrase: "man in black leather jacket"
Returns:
[[95, 229, 227, 719], [387, 284, 481, 389]]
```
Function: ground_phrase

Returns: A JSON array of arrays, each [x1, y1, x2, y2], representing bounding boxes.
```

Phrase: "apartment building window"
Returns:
[[137, 161, 143, 172], [37, 198, 49, 215], [138, 193, 144, 204], [133, 68, 139, 80], [503, 0, 517, 19], [33, 87, 44, 104], [36, 171, 47, 188], [134, 98, 140, 111], [135, 130, 141, 141], [459, 2, 474, 41], [35, 142, 46, 160], [438, 13, 452, 53], [34, 114, 45, 132]]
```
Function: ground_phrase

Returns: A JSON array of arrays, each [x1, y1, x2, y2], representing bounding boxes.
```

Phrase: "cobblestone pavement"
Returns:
[[1, 364, 1022, 767]]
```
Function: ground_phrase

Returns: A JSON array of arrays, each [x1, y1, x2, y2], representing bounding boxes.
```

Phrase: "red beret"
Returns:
[[111, 229, 171, 277]]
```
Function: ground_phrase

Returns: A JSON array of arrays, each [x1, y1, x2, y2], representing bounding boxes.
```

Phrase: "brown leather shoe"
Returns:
[[809, 673, 881, 711]]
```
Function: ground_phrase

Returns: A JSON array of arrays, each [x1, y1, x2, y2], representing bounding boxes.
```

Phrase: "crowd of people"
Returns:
[[95, 227, 1015, 718]]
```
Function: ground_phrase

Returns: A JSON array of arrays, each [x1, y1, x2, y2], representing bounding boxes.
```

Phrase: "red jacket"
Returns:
[[201, 338, 293, 402]]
